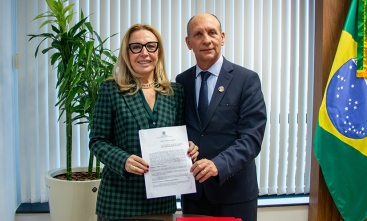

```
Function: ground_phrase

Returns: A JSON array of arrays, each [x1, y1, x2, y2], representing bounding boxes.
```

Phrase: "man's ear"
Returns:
[[221, 32, 225, 46], [185, 37, 193, 50]]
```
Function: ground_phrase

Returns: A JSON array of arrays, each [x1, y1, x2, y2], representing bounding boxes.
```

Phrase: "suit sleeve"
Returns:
[[212, 71, 267, 185], [89, 81, 131, 178], [173, 82, 185, 126]]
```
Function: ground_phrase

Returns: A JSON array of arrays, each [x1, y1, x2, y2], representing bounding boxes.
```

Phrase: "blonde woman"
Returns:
[[90, 24, 198, 220]]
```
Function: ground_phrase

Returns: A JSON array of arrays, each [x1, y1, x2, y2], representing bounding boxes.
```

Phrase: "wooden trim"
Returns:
[[309, 0, 351, 220]]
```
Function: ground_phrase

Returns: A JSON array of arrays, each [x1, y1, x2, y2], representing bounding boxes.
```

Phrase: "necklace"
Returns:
[[141, 82, 157, 89]]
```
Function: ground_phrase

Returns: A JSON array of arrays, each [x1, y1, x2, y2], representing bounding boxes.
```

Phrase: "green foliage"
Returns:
[[28, 0, 117, 180]]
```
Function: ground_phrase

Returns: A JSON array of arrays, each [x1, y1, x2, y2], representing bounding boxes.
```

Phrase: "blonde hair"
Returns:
[[112, 24, 173, 95]]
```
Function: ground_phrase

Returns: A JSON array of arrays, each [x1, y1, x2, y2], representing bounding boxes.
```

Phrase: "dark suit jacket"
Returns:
[[89, 80, 184, 219], [176, 57, 267, 204]]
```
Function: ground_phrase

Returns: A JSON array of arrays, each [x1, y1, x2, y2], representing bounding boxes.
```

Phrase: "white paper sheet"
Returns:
[[139, 125, 196, 199]]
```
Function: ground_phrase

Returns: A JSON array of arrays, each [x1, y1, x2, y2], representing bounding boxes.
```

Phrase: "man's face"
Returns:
[[185, 14, 225, 70]]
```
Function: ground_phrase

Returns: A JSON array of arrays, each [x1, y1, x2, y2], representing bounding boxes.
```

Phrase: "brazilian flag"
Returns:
[[314, 0, 367, 220]]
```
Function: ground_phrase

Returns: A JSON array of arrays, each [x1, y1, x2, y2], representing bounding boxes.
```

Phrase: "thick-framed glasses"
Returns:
[[128, 42, 159, 54]]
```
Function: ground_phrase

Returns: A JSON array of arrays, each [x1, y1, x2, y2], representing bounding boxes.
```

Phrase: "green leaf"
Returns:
[[35, 33, 55, 38], [80, 10, 85, 20], [66, 10, 73, 24], [34, 38, 48, 57], [93, 31, 103, 46], [85, 41, 94, 62], [71, 29, 87, 39], [84, 98, 93, 113], [85, 22, 93, 33], [39, 20, 54, 29], [32, 12, 52, 21], [45, 0, 59, 15], [51, 25, 60, 34], [50, 52, 61, 65], [64, 55, 75, 76], [62, 4, 74, 16], [42, 46, 55, 54], [55, 0, 64, 14], [71, 71, 82, 87], [69, 16, 89, 36]]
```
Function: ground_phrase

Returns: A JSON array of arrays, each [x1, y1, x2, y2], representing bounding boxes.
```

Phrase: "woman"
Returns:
[[89, 24, 199, 220]]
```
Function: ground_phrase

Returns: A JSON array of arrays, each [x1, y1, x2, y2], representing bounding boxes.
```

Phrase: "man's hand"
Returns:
[[190, 158, 218, 183]]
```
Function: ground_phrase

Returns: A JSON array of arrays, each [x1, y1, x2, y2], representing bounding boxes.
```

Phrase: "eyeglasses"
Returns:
[[128, 42, 159, 54]]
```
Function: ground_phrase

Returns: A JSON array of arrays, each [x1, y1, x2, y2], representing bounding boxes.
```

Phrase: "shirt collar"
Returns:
[[195, 55, 223, 78]]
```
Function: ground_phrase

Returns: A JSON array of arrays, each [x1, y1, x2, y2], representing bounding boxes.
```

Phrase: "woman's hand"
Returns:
[[187, 141, 199, 162], [124, 155, 149, 175]]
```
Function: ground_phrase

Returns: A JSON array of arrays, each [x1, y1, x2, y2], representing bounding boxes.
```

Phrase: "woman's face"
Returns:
[[128, 29, 159, 79]]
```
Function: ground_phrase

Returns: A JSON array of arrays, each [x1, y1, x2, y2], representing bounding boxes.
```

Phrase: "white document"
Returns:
[[139, 125, 196, 199]]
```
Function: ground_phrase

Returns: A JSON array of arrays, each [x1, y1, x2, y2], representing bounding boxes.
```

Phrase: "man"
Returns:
[[176, 13, 267, 221]]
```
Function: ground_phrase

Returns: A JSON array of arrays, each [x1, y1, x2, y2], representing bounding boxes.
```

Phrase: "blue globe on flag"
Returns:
[[326, 59, 367, 139]]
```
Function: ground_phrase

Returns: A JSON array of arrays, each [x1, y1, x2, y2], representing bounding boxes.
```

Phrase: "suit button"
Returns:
[[201, 133, 204, 136], [153, 122, 156, 125]]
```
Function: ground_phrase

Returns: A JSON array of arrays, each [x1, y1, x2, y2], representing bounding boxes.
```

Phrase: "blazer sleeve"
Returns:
[[89, 80, 131, 178], [211, 70, 267, 185]]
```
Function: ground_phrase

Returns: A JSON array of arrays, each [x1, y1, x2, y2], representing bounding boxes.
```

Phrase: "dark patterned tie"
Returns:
[[198, 71, 212, 124]]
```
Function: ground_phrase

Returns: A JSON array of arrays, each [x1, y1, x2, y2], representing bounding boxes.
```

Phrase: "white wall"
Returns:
[[258, 206, 308, 221], [15, 205, 309, 221], [0, 0, 19, 221]]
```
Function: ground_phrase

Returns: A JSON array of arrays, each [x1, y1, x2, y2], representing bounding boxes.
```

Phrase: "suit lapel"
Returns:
[[123, 91, 149, 129], [202, 59, 234, 129], [156, 93, 171, 127]]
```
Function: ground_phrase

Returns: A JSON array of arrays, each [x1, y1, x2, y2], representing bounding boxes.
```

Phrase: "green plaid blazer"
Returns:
[[89, 79, 184, 219]]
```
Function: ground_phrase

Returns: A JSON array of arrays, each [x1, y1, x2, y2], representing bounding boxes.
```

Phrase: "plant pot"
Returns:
[[45, 167, 101, 221]]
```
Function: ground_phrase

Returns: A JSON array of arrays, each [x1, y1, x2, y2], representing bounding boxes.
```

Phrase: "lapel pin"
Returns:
[[218, 86, 224, 92]]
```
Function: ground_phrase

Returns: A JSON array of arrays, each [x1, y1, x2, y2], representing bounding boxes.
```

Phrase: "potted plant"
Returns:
[[28, 0, 117, 220]]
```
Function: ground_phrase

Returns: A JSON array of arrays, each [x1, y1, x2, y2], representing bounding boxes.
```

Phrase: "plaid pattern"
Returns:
[[89, 80, 184, 219]]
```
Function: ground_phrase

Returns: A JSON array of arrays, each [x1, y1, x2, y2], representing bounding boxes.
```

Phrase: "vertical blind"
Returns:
[[17, 0, 314, 203]]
